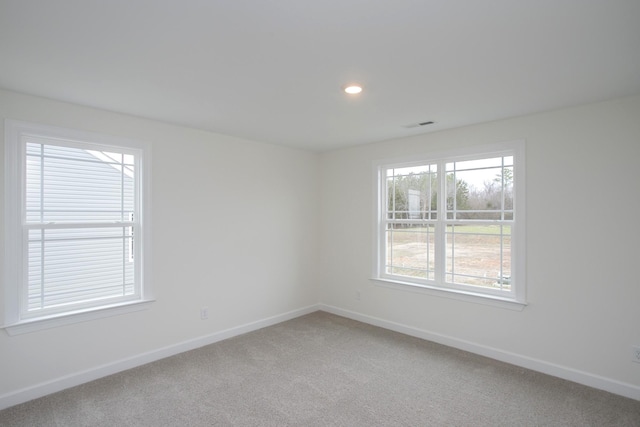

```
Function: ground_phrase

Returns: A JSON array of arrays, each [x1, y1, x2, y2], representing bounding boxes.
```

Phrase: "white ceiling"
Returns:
[[1, 1, 639, 151]]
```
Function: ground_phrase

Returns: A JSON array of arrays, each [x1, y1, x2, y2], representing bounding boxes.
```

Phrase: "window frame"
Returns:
[[3, 120, 153, 335], [372, 140, 526, 309]]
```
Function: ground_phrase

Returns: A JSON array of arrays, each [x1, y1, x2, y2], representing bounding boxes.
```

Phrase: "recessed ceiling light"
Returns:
[[343, 84, 363, 95]]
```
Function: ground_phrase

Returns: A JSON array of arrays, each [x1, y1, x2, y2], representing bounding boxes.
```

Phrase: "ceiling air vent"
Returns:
[[403, 121, 435, 129]]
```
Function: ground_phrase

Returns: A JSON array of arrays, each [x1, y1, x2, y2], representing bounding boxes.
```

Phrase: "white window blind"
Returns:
[[23, 139, 139, 317]]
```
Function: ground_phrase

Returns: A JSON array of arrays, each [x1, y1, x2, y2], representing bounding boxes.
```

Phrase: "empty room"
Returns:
[[1, 1, 640, 425]]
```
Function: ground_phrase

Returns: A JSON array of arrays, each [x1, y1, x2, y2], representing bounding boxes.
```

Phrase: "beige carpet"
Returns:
[[1, 311, 639, 426]]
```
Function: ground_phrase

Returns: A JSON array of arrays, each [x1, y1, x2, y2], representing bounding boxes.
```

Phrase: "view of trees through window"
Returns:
[[384, 156, 513, 292]]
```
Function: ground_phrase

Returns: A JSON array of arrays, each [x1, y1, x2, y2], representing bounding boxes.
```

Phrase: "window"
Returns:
[[374, 141, 525, 305], [4, 120, 152, 333]]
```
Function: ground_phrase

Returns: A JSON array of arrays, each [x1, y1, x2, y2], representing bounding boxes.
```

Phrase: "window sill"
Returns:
[[370, 278, 526, 311], [2, 299, 155, 336]]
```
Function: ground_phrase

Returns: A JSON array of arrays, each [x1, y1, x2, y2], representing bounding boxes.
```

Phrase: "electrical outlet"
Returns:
[[355, 290, 361, 301], [633, 346, 640, 363], [200, 307, 209, 320]]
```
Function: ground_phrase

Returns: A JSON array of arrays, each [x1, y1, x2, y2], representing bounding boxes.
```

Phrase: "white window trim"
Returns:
[[371, 140, 526, 310], [3, 120, 154, 335]]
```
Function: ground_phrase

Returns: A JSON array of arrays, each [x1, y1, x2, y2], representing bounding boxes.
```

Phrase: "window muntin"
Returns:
[[377, 143, 524, 302], [386, 164, 437, 220], [4, 121, 150, 326], [446, 156, 513, 220]]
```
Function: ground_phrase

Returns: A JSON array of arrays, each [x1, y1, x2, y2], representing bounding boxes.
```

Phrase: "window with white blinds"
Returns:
[[4, 121, 152, 328]]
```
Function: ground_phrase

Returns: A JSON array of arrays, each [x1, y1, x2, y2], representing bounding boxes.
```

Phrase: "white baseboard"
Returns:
[[319, 304, 640, 401], [0, 304, 320, 410], [3, 303, 638, 411]]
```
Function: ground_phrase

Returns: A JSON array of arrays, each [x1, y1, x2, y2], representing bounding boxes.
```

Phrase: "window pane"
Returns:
[[26, 143, 134, 223], [446, 157, 514, 220], [386, 223, 435, 280], [445, 172, 469, 214], [445, 225, 511, 291], [389, 164, 432, 177], [503, 166, 514, 211], [386, 165, 437, 220], [27, 227, 135, 313]]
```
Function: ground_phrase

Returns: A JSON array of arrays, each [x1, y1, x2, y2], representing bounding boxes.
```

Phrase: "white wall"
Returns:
[[2, 89, 639, 407], [319, 95, 640, 397], [0, 89, 320, 404]]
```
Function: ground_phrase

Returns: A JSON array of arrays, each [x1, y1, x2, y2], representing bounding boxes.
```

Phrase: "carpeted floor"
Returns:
[[1, 311, 639, 426]]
